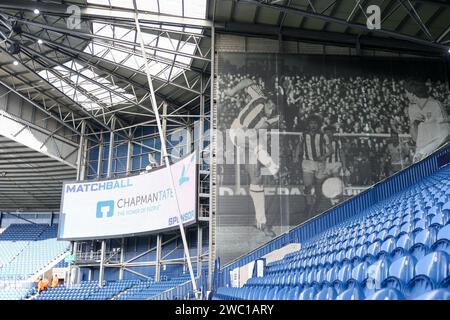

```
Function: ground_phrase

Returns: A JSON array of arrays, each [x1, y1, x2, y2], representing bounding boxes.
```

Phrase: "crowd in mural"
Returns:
[[218, 71, 450, 186]]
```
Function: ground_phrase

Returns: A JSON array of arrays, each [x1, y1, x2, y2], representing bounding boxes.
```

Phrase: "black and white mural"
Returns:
[[216, 53, 450, 264]]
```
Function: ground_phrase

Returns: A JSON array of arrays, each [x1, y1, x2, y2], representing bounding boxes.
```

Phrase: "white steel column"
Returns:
[[119, 238, 125, 280], [69, 120, 86, 287], [208, 25, 216, 292], [197, 225, 203, 277], [134, 10, 199, 298], [98, 240, 107, 286], [99, 118, 115, 287], [97, 132, 104, 178], [155, 234, 162, 281], [126, 130, 133, 175]]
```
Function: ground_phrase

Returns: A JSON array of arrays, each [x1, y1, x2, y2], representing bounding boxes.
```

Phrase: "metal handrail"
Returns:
[[147, 278, 199, 300]]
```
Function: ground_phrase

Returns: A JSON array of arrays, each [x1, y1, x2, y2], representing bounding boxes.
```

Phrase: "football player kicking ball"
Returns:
[[225, 78, 280, 237]]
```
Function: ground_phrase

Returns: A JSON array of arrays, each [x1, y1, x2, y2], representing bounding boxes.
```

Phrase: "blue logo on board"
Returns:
[[96, 200, 114, 218], [178, 154, 196, 186]]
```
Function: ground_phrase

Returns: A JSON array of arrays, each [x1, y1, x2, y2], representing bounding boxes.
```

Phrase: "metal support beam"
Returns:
[[68, 120, 86, 287], [98, 240, 106, 287], [134, 8, 199, 298], [237, 0, 448, 51], [161, 102, 168, 165], [119, 238, 125, 280], [197, 225, 203, 277], [76, 121, 87, 180], [97, 134, 104, 178], [208, 25, 215, 293], [217, 22, 448, 55], [396, 0, 433, 41], [126, 134, 133, 175], [0, 81, 82, 137], [0, 0, 213, 28], [155, 234, 162, 281], [107, 118, 116, 178]]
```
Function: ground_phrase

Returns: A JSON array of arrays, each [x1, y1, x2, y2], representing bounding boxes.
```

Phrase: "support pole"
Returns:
[[76, 121, 86, 181], [99, 119, 115, 287], [197, 225, 203, 277], [97, 132, 104, 177], [106, 119, 115, 179], [199, 77, 205, 162], [155, 234, 162, 281], [134, 9, 199, 299], [208, 25, 216, 293], [119, 238, 125, 280], [98, 240, 106, 287], [68, 120, 86, 287], [126, 130, 133, 175]]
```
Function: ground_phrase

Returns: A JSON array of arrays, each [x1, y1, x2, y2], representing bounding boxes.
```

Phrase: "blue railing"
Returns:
[[217, 144, 450, 288], [147, 279, 196, 300]]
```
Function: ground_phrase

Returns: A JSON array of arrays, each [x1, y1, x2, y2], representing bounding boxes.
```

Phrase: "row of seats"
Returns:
[[214, 286, 450, 300], [213, 164, 450, 300], [0, 224, 70, 281], [34, 275, 191, 300], [34, 280, 139, 300], [0, 287, 35, 300], [0, 224, 48, 267], [115, 275, 191, 300]]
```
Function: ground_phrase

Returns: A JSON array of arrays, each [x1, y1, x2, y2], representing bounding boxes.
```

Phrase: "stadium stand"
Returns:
[[213, 163, 450, 300], [115, 274, 191, 300], [0, 286, 35, 300], [33, 274, 192, 300], [0, 224, 70, 281]]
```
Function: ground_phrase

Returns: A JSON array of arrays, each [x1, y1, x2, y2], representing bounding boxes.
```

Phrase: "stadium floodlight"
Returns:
[[13, 60, 19, 66], [37, 39, 43, 45], [33, 9, 40, 14]]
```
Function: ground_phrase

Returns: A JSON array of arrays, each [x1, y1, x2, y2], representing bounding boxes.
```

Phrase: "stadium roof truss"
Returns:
[[0, 0, 213, 213], [212, 0, 450, 55], [0, 0, 213, 138], [0, 0, 448, 293], [0, 0, 448, 140]]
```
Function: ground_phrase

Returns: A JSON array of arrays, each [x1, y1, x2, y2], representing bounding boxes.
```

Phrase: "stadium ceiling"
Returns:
[[0, 1, 448, 137], [0, 0, 212, 137], [0, 134, 76, 211], [211, 0, 450, 55]]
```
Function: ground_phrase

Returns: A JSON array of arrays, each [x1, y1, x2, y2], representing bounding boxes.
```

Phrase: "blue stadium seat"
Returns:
[[407, 251, 449, 298], [315, 286, 337, 300], [381, 254, 417, 292], [432, 224, 450, 254], [336, 286, 365, 300], [394, 233, 414, 255], [366, 288, 405, 300], [213, 164, 450, 301], [298, 286, 318, 300], [367, 257, 391, 288], [413, 289, 450, 300]]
